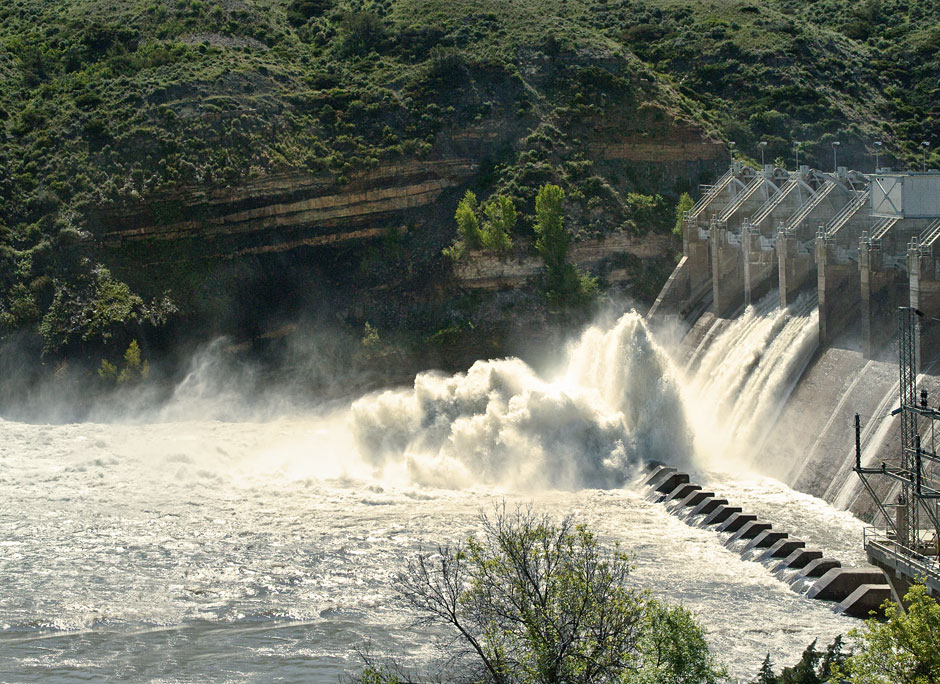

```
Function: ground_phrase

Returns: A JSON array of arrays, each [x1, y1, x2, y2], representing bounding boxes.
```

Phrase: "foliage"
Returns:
[[534, 184, 569, 273], [635, 599, 726, 684], [455, 191, 483, 250], [1, 0, 938, 357], [450, 190, 515, 256], [834, 583, 940, 684], [534, 184, 597, 305], [37, 266, 173, 353], [480, 195, 515, 253], [98, 338, 149, 384], [673, 192, 694, 237], [337, 11, 386, 56], [750, 636, 848, 684], [361, 321, 380, 348], [392, 506, 726, 684]]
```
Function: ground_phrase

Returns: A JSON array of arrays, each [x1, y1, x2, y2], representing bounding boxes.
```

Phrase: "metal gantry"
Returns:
[[855, 307, 940, 562]]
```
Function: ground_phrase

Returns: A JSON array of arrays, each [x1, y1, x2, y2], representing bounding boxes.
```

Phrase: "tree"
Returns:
[[635, 599, 725, 684], [534, 184, 568, 272], [835, 582, 940, 684], [481, 195, 515, 252], [455, 190, 482, 249], [673, 192, 693, 237], [392, 506, 726, 684], [753, 655, 777, 684], [532, 184, 597, 305], [750, 637, 846, 684]]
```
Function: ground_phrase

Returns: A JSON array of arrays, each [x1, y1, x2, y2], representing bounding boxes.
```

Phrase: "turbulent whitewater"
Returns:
[[0, 295, 864, 682]]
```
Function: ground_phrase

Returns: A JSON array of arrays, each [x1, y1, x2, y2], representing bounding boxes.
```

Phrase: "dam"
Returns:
[[649, 159, 940, 606], [652, 162, 940, 365]]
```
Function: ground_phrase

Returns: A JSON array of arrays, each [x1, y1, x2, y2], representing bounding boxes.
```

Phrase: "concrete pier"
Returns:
[[816, 236, 859, 345]]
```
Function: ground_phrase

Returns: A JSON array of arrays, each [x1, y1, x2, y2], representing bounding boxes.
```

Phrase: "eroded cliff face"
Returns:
[[77, 102, 721, 375], [89, 159, 478, 263], [454, 233, 676, 291]]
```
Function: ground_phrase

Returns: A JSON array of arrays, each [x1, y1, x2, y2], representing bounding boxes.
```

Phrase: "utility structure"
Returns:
[[854, 307, 940, 601]]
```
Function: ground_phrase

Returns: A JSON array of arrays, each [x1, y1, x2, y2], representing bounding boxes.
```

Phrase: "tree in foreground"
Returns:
[[750, 637, 846, 684], [834, 582, 940, 684], [363, 506, 725, 683]]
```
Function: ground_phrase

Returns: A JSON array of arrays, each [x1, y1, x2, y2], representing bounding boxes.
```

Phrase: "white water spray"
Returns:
[[679, 292, 820, 470], [350, 313, 692, 489]]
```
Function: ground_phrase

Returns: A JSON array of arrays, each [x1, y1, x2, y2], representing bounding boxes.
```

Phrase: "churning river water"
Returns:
[[0, 297, 865, 682]]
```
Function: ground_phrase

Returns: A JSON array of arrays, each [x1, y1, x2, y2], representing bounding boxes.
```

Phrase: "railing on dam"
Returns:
[[863, 527, 940, 591]]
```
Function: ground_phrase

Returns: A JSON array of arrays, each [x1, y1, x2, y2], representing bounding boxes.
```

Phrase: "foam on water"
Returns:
[[0, 297, 865, 682], [350, 312, 692, 490]]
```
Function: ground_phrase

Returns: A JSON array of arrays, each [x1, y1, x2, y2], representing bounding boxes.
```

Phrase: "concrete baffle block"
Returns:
[[727, 521, 772, 544], [643, 466, 676, 489], [835, 584, 891, 618], [703, 506, 741, 526], [743, 530, 788, 552], [653, 472, 690, 494], [807, 568, 886, 603], [717, 513, 756, 533], [761, 538, 806, 560], [689, 498, 728, 518], [773, 549, 823, 573], [662, 483, 701, 503], [798, 558, 842, 579], [676, 491, 714, 508]]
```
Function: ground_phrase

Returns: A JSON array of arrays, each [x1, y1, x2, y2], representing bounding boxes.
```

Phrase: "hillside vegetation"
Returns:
[[0, 0, 937, 379]]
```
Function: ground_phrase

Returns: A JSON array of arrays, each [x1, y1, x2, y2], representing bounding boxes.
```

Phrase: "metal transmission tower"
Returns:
[[855, 307, 940, 566], [898, 306, 920, 548]]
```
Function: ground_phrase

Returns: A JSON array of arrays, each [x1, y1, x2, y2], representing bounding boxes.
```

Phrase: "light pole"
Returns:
[[729, 141, 736, 170], [793, 140, 801, 171], [832, 141, 841, 173], [874, 141, 882, 172], [759, 141, 768, 168], [922, 141, 930, 172]]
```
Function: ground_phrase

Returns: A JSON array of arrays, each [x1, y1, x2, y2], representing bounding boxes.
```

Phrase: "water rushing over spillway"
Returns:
[[0, 294, 863, 682]]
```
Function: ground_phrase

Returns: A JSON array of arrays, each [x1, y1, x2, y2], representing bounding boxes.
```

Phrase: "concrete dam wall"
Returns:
[[651, 163, 940, 525]]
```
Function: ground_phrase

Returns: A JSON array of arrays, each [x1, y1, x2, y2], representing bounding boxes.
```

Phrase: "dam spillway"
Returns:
[[651, 163, 940, 370]]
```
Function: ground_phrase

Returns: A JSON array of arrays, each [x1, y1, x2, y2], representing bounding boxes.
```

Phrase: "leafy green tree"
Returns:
[[635, 599, 726, 683], [533, 184, 597, 305], [534, 184, 568, 273], [835, 583, 940, 684], [118, 339, 148, 383], [481, 195, 515, 253], [392, 506, 726, 684], [455, 190, 482, 249], [673, 192, 693, 236], [98, 339, 149, 384]]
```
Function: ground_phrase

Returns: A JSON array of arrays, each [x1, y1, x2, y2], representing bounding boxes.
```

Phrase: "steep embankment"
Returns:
[[0, 0, 937, 394]]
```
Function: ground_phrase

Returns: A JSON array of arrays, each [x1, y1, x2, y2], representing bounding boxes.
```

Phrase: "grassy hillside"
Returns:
[[0, 0, 937, 371]]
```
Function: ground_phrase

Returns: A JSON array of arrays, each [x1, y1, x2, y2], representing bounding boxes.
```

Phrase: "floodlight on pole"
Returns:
[[832, 141, 841, 173], [874, 141, 882, 172], [759, 141, 768, 167]]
